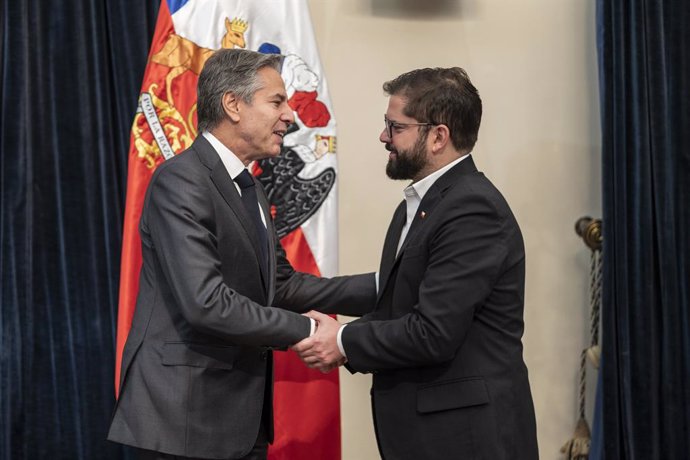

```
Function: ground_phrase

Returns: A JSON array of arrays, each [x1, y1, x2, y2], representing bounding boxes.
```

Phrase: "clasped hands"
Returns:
[[292, 311, 345, 373]]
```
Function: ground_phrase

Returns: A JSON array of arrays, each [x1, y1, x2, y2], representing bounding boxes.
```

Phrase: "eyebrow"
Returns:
[[271, 93, 287, 102]]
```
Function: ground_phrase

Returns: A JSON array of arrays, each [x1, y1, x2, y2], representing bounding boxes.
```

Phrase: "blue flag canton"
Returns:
[[166, 0, 189, 15]]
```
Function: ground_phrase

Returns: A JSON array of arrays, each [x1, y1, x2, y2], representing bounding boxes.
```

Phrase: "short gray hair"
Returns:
[[197, 49, 282, 133]]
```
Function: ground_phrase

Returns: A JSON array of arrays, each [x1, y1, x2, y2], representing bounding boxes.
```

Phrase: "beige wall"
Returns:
[[308, 0, 602, 458]]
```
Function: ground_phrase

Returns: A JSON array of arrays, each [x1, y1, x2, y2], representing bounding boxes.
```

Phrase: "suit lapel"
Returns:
[[209, 165, 269, 288], [400, 156, 479, 257], [256, 182, 275, 299], [377, 201, 406, 302], [195, 135, 269, 292], [395, 185, 442, 257], [376, 155, 479, 302]]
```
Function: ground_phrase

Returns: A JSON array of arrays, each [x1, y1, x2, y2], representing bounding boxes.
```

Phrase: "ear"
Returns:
[[430, 124, 451, 154], [225, 18, 231, 30], [222, 92, 241, 123]]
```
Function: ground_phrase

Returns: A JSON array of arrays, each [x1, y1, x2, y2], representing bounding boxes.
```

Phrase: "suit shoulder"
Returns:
[[453, 172, 514, 213], [442, 171, 488, 201], [150, 147, 207, 185], [442, 172, 523, 245], [143, 147, 214, 214]]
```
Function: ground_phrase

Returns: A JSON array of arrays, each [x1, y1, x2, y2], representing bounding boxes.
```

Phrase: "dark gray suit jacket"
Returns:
[[107, 136, 375, 459], [343, 156, 538, 460]]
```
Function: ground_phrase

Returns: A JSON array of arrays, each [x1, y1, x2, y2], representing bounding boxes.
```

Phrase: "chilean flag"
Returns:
[[115, 1, 341, 458]]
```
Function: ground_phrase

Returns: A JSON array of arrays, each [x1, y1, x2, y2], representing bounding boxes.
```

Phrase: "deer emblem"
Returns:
[[151, 17, 248, 105]]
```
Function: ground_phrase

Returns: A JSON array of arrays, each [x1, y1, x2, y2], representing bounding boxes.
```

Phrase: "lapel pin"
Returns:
[[420, 211, 427, 219]]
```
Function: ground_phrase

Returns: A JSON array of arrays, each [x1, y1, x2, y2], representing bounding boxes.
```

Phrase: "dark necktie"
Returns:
[[234, 169, 268, 275]]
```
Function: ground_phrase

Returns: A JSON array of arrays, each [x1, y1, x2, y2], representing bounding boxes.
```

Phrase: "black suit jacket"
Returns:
[[343, 156, 538, 460], [107, 136, 375, 459]]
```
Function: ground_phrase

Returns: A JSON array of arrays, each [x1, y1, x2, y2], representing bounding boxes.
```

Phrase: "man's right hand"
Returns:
[[292, 311, 346, 373]]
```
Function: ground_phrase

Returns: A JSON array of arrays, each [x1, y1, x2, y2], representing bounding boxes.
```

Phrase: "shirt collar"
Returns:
[[202, 131, 247, 179], [404, 154, 470, 201]]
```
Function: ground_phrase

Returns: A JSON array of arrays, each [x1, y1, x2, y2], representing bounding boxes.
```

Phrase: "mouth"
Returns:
[[273, 129, 287, 145], [385, 142, 397, 158]]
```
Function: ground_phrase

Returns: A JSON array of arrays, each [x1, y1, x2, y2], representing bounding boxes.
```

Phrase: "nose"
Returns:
[[282, 105, 295, 124], [379, 127, 390, 143]]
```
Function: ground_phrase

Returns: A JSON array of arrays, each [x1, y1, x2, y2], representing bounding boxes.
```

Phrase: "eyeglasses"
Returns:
[[384, 115, 435, 140]]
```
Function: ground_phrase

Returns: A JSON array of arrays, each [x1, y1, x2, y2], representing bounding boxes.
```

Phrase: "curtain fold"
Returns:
[[1, 1, 159, 458], [598, 0, 690, 458]]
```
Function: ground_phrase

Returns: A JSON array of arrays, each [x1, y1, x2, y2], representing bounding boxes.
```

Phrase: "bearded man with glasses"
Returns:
[[294, 67, 538, 460]]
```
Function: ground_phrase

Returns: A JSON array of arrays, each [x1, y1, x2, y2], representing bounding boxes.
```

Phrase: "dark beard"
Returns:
[[385, 135, 428, 180]]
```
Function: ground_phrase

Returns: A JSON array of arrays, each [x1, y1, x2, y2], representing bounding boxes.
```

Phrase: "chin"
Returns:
[[260, 143, 280, 157]]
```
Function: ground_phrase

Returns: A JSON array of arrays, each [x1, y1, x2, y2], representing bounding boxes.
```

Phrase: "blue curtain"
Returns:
[[597, 0, 690, 458], [1, 1, 159, 458]]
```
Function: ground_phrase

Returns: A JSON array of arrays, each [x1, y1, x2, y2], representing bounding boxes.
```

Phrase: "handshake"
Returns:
[[291, 311, 346, 373]]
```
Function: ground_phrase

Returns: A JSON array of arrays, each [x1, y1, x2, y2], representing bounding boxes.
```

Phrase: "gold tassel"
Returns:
[[586, 345, 601, 369], [560, 417, 591, 460]]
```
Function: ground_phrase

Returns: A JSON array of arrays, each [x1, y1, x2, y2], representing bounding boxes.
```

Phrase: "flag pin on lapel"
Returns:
[[420, 211, 427, 219]]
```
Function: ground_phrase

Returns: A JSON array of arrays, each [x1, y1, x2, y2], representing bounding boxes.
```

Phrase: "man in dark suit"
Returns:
[[107, 49, 375, 460], [295, 67, 539, 459]]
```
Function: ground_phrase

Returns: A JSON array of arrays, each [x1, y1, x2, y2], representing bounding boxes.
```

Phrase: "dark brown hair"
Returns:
[[383, 67, 482, 153]]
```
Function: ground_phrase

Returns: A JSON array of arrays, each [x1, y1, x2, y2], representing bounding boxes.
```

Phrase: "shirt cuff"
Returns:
[[337, 324, 347, 358], [309, 318, 316, 337], [375, 272, 379, 294]]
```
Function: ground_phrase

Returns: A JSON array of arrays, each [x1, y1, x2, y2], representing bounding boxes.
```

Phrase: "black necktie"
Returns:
[[234, 169, 268, 275]]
